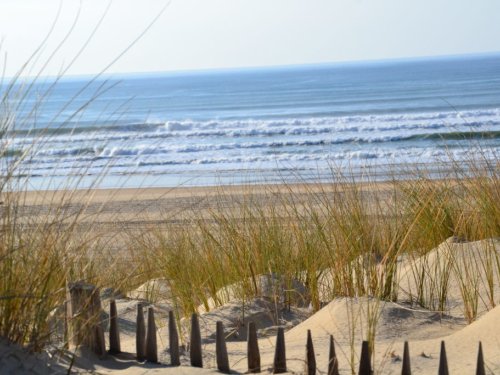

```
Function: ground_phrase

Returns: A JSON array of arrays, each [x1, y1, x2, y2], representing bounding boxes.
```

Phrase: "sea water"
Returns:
[[3, 54, 500, 189]]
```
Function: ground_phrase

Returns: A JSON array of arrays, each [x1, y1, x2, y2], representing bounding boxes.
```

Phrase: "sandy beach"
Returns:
[[2, 179, 498, 374]]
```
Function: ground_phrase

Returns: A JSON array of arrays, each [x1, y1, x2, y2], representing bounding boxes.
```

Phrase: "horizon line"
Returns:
[[11, 50, 500, 81]]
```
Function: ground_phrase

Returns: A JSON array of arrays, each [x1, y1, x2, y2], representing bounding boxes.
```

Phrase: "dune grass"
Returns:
[[128, 159, 500, 319]]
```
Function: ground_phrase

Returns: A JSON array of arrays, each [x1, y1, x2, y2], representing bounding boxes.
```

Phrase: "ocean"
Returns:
[[3, 54, 500, 189]]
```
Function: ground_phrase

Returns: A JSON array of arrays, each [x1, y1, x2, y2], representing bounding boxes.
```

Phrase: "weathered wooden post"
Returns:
[[168, 311, 180, 366], [359, 341, 371, 375], [190, 313, 203, 368], [108, 300, 121, 355], [67, 281, 106, 357], [438, 341, 449, 375], [273, 327, 287, 374], [216, 321, 230, 374], [476, 341, 485, 375], [94, 324, 106, 357], [146, 307, 158, 363], [136, 304, 146, 361], [328, 335, 339, 375], [247, 321, 261, 373], [305, 329, 316, 375], [402, 341, 411, 375]]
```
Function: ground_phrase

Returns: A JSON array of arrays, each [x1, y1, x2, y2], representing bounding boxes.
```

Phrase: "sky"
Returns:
[[0, 0, 500, 77]]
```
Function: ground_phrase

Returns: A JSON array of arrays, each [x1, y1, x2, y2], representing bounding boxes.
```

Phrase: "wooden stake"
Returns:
[[168, 311, 180, 366], [402, 341, 411, 375], [359, 341, 371, 375], [190, 313, 203, 368], [94, 324, 106, 357], [216, 321, 230, 374], [476, 341, 485, 375], [247, 321, 261, 373], [108, 300, 121, 355], [273, 327, 287, 374], [438, 341, 449, 375], [328, 335, 339, 375], [305, 329, 316, 375], [146, 307, 158, 363], [136, 304, 146, 361]]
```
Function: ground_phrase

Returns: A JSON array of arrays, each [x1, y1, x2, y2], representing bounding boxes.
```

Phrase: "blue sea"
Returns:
[[4, 54, 500, 189]]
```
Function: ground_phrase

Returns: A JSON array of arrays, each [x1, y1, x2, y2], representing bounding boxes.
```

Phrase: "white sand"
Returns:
[[4, 237, 499, 374], [59, 238, 499, 374]]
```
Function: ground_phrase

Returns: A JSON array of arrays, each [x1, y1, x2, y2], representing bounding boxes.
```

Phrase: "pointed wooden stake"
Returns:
[[359, 341, 372, 375], [108, 300, 121, 355], [247, 321, 261, 373], [146, 307, 158, 363], [438, 341, 449, 375], [328, 335, 339, 375], [216, 321, 230, 374], [273, 327, 287, 374], [190, 313, 203, 368], [305, 329, 316, 375], [476, 341, 486, 375], [136, 304, 146, 361], [94, 324, 106, 357], [402, 341, 411, 375], [168, 311, 180, 366]]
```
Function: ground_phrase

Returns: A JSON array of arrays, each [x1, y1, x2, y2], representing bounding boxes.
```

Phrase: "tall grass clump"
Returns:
[[0, 2, 171, 351], [130, 155, 499, 324], [0, 48, 125, 352], [395, 152, 500, 317]]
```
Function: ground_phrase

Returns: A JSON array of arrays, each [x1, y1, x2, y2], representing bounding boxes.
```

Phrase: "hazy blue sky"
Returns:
[[1, 0, 500, 76]]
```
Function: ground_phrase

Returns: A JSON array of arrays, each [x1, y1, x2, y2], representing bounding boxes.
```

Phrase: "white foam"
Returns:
[[9, 108, 500, 181]]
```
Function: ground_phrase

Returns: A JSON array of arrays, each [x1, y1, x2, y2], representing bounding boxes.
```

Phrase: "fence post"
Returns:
[[216, 321, 230, 374], [476, 341, 485, 375], [136, 304, 146, 361], [328, 335, 339, 375], [146, 307, 158, 363], [273, 327, 287, 374], [67, 281, 106, 357], [168, 311, 180, 366], [94, 324, 106, 357], [190, 313, 203, 368], [402, 341, 411, 375], [359, 341, 371, 375], [108, 300, 121, 355], [305, 329, 316, 375], [438, 341, 449, 375], [247, 321, 261, 373]]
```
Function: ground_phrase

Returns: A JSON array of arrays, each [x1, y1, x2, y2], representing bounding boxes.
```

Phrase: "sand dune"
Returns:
[[4, 237, 499, 373]]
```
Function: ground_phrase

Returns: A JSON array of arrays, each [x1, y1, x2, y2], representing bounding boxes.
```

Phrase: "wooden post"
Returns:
[[136, 304, 146, 361], [305, 329, 316, 375], [216, 321, 230, 374], [476, 342, 485, 375], [94, 325, 106, 357], [273, 327, 287, 374], [247, 321, 261, 373], [328, 335, 339, 375], [108, 300, 121, 355], [402, 341, 411, 375], [359, 341, 371, 375], [67, 281, 106, 357], [438, 341, 449, 375], [146, 307, 158, 363], [190, 313, 203, 368], [168, 311, 180, 366]]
